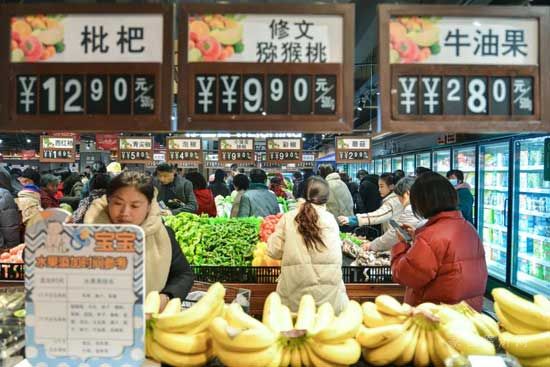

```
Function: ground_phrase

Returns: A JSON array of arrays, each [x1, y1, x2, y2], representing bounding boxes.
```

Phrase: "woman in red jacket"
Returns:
[[392, 172, 487, 311], [185, 172, 217, 217]]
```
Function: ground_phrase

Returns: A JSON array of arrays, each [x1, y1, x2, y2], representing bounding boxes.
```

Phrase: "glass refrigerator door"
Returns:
[[433, 149, 451, 176], [512, 137, 550, 296], [383, 158, 392, 173], [416, 152, 431, 169], [479, 141, 510, 281], [403, 155, 415, 176], [453, 146, 477, 222], [392, 157, 403, 171], [375, 160, 383, 175]]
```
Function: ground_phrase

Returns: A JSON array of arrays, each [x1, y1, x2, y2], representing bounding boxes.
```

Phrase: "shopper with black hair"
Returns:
[[356, 170, 381, 214], [338, 173, 403, 234], [292, 171, 304, 199], [393, 169, 405, 181], [209, 169, 231, 198], [85, 171, 194, 311], [186, 171, 216, 217], [415, 166, 432, 177], [154, 163, 197, 215], [391, 172, 487, 311], [230, 174, 249, 218], [237, 168, 279, 218], [446, 169, 474, 224]]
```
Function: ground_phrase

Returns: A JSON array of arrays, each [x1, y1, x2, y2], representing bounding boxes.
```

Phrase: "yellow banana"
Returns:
[[427, 330, 444, 367], [280, 305, 294, 332], [362, 326, 412, 366], [267, 343, 284, 367], [290, 346, 301, 367], [433, 329, 460, 363], [145, 291, 161, 314], [435, 307, 478, 335], [534, 294, 550, 312], [362, 301, 406, 328], [263, 292, 283, 333], [413, 328, 430, 367], [280, 347, 291, 367], [355, 324, 405, 348], [440, 324, 495, 356], [494, 302, 544, 334], [307, 338, 361, 365], [309, 302, 335, 336], [498, 331, 550, 358], [474, 313, 499, 336], [393, 324, 418, 366], [299, 344, 311, 366], [468, 313, 492, 337], [305, 343, 345, 367], [375, 295, 409, 316], [492, 288, 550, 329], [295, 294, 316, 330], [314, 301, 363, 343], [213, 340, 277, 367], [161, 297, 182, 316], [150, 340, 212, 367], [209, 317, 276, 352], [225, 302, 265, 329], [180, 300, 224, 335], [153, 328, 210, 354], [517, 355, 550, 367], [145, 330, 155, 359], [154, 282, 225, 331]]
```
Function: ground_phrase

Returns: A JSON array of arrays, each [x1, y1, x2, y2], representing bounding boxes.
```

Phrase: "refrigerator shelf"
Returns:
[[518, 253, 550, 268], [483, 205, 505, 211], [518, 231, 549, 242], [519, 210, 550, 219], [484, 167, 508, 171], [520, 188, 550, 195], [484, 223, 508, 232], [487, 260, 506, 272], [484, 242, 507, 252], [484, 186, 508, 192], [516, 272, 549, 294], [520, 165, 544, 171]]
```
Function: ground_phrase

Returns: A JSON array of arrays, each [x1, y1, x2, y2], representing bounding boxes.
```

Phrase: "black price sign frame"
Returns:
[[178, 4, 354, 133], [378, 5, 550, 132], [166, 137, 203, 166], [39, 135, 76, 163], [218, 138, 255, 164], [335, 136, 371, 163], [266, 138, 303, 164], [117, 137, 154, 164], [2, 4, 173, 132], [0, 263, 24, 282]]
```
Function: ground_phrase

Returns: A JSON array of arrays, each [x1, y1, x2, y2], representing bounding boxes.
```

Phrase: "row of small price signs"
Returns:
[[38, 135, 371, 164]]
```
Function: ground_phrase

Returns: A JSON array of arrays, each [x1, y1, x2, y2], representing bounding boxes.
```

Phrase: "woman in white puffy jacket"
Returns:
[[338, 173, 403, 234]]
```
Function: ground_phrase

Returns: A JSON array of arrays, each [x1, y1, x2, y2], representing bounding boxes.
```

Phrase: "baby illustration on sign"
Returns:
[[45, 221, 68, 253]]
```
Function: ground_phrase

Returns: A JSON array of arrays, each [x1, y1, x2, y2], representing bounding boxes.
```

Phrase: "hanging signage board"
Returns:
[[2, 4, 173, 132], [166, 137, 203, 166], [297, 151, 316, 168], [266, 138, 302, 164], [218, 138, 255, 164], [378, 5, 550, 132], [178, 4, 354, 132], [39, 135, 75, 163], [24, 209, 145, 367], [117, 137, 153, 164], [335, 136, 371, 163], [96, 134, 119, 151]]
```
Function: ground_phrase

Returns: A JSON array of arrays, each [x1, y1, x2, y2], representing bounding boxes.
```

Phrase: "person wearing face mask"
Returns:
[[338, 173, 403, 235], [361, 177, 426, 252], [446, 169, 474, 224], [84, 171, 194, 312]]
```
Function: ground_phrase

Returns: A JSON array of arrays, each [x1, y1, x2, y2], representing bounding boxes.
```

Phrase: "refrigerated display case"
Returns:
[[433, 149, 451, 176], [392, 156, 403, 171], [375, 159, 382, 175], [453, 146, 477, 223], [416, 152, 431, 170], [512, 137, 550, 295], [403, 154, 415, 176], [479, 141, 510, 281], [383, 158, 392, 173]]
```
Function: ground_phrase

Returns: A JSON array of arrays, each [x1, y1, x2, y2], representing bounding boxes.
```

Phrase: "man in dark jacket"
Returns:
[[154, 163, 197, 215], [209, 169, 231, 197], [356, 170, 382, 214], [238, 169, 280, 218], [292, 171, 304, 199], [0, 168, 22, 249]]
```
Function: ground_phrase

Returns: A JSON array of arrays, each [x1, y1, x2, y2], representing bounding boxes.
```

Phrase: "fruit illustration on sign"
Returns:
[[389, 16, 440, 64], [11, 15, 65, 62], [188, 14, 244, 62]]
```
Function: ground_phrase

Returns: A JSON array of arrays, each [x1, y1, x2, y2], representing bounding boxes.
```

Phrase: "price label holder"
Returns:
[[24, 209, 145, 367]]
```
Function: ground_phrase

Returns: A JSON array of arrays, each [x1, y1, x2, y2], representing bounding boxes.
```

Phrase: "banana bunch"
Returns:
[[147, 282, 226, 366], [450, 301, 499, 337], [492, 288, 550, 367], [358, 295, 495, 367]]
